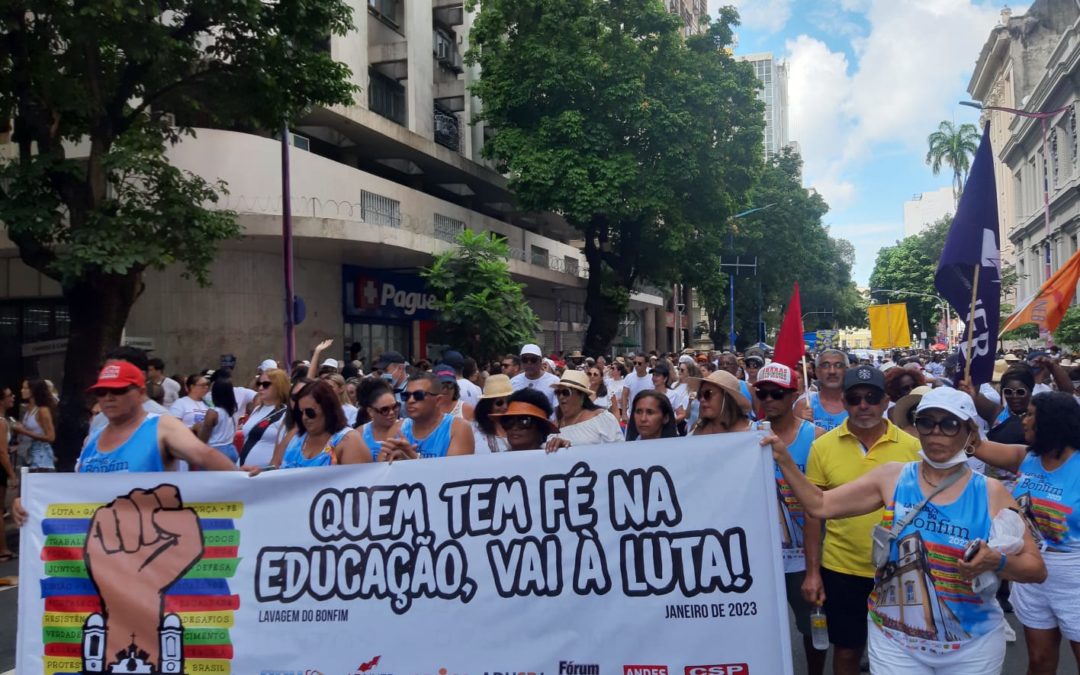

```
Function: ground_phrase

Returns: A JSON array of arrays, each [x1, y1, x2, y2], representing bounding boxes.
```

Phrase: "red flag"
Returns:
[[773, 282, 805, 370]]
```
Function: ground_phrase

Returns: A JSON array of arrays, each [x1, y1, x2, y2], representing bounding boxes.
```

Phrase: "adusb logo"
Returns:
[[684, 666, 749, 675]]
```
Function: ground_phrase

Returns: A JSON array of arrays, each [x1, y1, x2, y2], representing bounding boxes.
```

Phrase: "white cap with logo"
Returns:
[[915, 386, 977, 421], [520, 344, 542, 357]]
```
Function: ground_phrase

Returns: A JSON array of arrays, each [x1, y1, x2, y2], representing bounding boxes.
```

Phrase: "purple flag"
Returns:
[[935, 123, 1000, 386]]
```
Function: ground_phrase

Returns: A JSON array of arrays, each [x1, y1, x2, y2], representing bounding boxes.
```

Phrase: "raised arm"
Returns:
[[309, 339, 334, 372], [969, 436, 1027, 474]]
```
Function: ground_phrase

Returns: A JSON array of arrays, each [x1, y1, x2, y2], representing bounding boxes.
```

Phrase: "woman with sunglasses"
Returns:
[[544, 370, 623, 451], [625, 390, 679, 441], [492, 389, 558, 451], [169, 374, 210, 430], [279, 380, 368, 468], [649, 362, 687, 432], [239, 369, 290, 467], [359, 382, 402, 461], [472, 375, 512, 454], [587, 366, 620, 419], [967, 391, 1080, 674], [766, 387, 1046, 675], [688, 371, 752, 435]]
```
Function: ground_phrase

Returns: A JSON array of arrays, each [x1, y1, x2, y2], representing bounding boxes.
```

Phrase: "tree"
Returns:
[[468, 1, 763, 354], [0, 0, 358, 467], [1055, 306, 1080, 349], [868, 217, 952, 338], [925, 121, 979, 206], [421, 230, 541, 364]]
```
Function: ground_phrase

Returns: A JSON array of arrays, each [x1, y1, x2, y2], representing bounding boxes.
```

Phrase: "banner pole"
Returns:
[[963, 264, 982, 382]]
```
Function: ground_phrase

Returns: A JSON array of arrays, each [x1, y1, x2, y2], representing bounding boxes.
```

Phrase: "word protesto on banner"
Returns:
[[17, 434, 792, 675]]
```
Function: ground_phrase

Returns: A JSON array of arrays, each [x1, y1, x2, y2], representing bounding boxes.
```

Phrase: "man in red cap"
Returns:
[[12, 361, 236, 526]]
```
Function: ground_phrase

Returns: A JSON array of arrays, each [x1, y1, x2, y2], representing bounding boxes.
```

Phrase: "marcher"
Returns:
[[689, 371, 752, 435], [500, 354, 522, 379], [279, 380, 368, 468], [888, 385, 933, 438], [509, 344, 560, 409], [435, 364, 475, 420], [472, 375, 511, 454], [0, 387, 19, 560], [170, 373, 210, 429], [196, 378, 239, 464], [380, 374, 474, 460], [358, 382, 401, 461], [443, 350, 481, 408], [493, 389, 558, 451], [240, 368, 291, 467], [374, 351, 409, 403], [767, 387, 1045, 675], [619, 354, 653, 424], [625, 390, 679, 441], [650, 362, 687, 429], [587, 365, 620, 417], [13, 379, 56, 472], [544, 370, 623, 449], [800, 365, 921, 675], [147, 358, 181, 407], [795, 349, 849, 432], [321, 373, 358, 426]]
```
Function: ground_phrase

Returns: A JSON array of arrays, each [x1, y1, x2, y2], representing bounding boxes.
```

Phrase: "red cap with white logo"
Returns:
[[87, 361, 146, 392], [754, 363, 797, 390]]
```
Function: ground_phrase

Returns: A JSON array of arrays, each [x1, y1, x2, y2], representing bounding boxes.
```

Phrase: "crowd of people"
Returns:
[[3, 339, 1080, 674]]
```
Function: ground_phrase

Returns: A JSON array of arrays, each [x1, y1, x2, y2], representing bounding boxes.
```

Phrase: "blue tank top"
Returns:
[[738, 381, 756, 421], [869, 463, 999, 654], [281, 428, 350, 469], [1013, 451, 1080, 553], [77, 415, 164, 473], [993, 408, 1010, 426], [809, 392, 848, 432], [362, 423, 382, 462], [400, 414, 455, 459], [776, 420, 817, 573]]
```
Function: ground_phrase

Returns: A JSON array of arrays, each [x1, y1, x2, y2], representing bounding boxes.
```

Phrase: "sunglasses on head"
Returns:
[[256, 380, 272, 389], [757, 388, 789, 401], [371, 402, 400, 416], [844, 390, 885, 406], [402, 390, 438, 402], [498, 416, 536, 431], [913, 415, 963, 437], [1002, 387, 1028, 397]]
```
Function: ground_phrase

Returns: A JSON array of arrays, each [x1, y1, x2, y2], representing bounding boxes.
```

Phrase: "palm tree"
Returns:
[[925, 121, 980, 206]]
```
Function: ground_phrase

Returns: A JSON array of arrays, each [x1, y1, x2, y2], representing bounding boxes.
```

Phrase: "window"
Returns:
[[434, 214, 465, 243], [530, 245, 549, 268], [433, 29, 461, 71], [369, 69, 406, 126], [361, 190, 401, 228], [434, 104, 460, 151], [368, 0, 398, 26], [1072, 105, 1078, 175], [904, 581, 915, 604], [564, 256, 580, 277], [1052, 128, 1060, 188], [291, 133, 310, 152]]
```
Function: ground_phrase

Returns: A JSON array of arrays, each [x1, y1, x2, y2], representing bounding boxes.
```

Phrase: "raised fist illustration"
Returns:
[[85, 485, 204, 667]]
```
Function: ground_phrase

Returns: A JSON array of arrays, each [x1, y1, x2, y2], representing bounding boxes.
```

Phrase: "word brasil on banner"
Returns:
[[17, 433, 793, 675]]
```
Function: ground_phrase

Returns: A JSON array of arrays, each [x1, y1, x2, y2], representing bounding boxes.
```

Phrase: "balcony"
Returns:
[[434, 105, 460, 152]]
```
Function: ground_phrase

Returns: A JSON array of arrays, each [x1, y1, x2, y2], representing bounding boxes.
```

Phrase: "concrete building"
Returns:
[[968, 1, 1080, 307], [0, 1, 669, 384], [902, 187, 955, 238], [737, 53, 790, 158], [667, 0, 709, 37]]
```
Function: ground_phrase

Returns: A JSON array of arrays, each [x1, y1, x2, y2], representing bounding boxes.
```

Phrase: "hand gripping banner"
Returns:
[[17, 433, 793, 675]]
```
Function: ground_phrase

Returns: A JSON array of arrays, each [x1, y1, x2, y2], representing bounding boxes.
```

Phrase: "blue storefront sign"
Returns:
[[342, 266, 439, 321]]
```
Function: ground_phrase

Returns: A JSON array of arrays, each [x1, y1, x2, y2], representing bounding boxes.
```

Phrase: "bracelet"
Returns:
[[996, 553, 1007, 573]]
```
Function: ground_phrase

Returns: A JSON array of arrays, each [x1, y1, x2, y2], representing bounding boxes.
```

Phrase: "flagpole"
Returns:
[[963, 264, 982, 382]]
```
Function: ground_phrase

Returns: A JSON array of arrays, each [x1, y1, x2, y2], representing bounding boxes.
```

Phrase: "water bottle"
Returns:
[[810, 606, 829, 650], [757, 420, 771, 433]]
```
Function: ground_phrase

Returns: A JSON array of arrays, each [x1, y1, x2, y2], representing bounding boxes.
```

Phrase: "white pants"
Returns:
[[867, 620, 1005, 675], [1012, 550, 1080, 641]]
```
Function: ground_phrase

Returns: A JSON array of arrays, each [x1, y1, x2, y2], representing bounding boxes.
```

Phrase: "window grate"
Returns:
[[361, 190, 401, 228]]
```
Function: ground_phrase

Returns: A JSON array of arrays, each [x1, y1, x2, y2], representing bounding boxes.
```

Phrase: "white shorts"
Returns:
[[1012, 550, 1080, 641], [868, 620, 1005, 675]]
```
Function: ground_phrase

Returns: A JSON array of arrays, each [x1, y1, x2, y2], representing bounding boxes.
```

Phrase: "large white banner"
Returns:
[[17, 432, 793, 675]]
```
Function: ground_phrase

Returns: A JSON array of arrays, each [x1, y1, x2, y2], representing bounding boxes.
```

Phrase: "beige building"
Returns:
[[667, 0, 709, 37], [968, 1, 1080, 307], [736, 53, 790, 159], [0, 1, 672, 384], [902, 187, 955, 238]]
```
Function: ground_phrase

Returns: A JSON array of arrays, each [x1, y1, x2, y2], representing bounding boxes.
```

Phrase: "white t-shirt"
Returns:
[[472, 422, 509, 454], [241, 405, 287, 467], [206, 407, 237, 448], [621, 371, 652, 410], [510, 371, 561, 410], [458, 378, 482, 408], [233, 387, 257, 420], [343, 403, 359, 427], [666, 386, 689, 414], [158, 378, 181, 407], [552, 411, 624, 446], [169, 396, 209, 428]]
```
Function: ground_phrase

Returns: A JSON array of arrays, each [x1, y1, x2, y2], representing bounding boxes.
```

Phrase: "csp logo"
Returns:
[[685, 666, 749, 675]]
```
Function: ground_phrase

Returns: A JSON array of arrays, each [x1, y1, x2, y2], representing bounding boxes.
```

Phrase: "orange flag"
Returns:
[[1000, 248, 1080, 335]]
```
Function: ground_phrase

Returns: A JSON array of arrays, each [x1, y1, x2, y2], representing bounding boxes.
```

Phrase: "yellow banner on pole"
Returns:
[[868, 303, 912, 349]]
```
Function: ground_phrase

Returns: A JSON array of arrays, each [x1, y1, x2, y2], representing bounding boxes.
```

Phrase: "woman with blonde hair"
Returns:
[[239, 368, 291, 467]]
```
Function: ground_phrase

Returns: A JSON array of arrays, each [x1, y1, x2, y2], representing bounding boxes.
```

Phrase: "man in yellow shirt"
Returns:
[[803, 364, 920, 675]]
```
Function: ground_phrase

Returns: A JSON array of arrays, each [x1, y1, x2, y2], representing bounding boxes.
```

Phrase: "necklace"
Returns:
[[921, 463, 963, 489]]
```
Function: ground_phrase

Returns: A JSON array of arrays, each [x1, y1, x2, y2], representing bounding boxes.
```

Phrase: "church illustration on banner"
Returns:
[[872, 530, 968, 643], [80, 612, 185, 674], [776, 480, 805, 550]]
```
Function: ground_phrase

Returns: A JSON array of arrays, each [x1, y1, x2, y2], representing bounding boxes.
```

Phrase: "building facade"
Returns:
[[968, 1, 1080, 307], [902, 187, 955, 238], [0, 0, 671, 384], [737, 53, 790, 158], [666, 0, 709, 37]]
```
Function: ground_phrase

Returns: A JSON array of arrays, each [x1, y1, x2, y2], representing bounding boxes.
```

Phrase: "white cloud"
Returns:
[[710, 0, 795, 33]]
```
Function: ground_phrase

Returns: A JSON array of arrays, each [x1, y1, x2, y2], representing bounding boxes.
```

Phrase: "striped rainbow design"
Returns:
[[923, 541, 978, 604], [777, 479, 805, 518], [39, 500, 242, 675], [1027, 495, 1072, 543]]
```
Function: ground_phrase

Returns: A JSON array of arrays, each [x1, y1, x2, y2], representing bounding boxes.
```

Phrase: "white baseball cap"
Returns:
[[320, 358, 340, 369], [678, 354, 695, 366], [754, 363, 797, 390], [258, 358, 278, 372], [520, 344, 542, 357], [915, 387, 977, 421]]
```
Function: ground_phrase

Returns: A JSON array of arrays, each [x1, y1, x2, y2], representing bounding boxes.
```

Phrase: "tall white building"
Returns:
[[666, 0, 708, 37], [902, 187, 955, 238], [737, 52, 790, 158]]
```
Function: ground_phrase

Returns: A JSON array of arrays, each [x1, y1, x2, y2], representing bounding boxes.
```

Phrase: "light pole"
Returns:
[[281, 124, 296, 366], [870, 288, 952, 346], [960, 101, 1072, 283], [723, 204, 776, 350]]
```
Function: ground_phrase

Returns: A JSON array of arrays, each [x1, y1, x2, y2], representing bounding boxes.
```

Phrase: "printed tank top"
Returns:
[[1012, 450, 1080, 553], [809, 392, 848, 432], [775, 420, 818, 573], [77, 415, 163, 473]]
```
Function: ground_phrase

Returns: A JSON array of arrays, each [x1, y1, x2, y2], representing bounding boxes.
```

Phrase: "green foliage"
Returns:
[[421, 230, 541, 364], [467, 0, 764, 351], [1054, 306, 1080, 349], [925, 121, 979, 205], [868, 216, 952, 335]]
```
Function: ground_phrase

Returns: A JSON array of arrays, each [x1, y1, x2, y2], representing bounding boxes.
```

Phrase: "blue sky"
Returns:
[[708, 0, 1020, 284]]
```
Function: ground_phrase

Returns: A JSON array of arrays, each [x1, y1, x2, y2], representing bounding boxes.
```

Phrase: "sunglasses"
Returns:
[[302, 407, 320, 420], [588, 371, 602, 377], [256, 381, 272, 389], [94, 385, 137, 398], [698, 386, 720, 401], [554, 388, 576, 398], [913, 415, 964, 437], [498, 416, 536, 431], [844, 390, 885, 406], [401, 390, 439, 402], [371, 403, 400, 416], [756, 388, 790, 401], [1002, 387, 1028, 397], [521, 356, 541, 364], [634, 361, 646, 367], [489, 398, 508, 407]]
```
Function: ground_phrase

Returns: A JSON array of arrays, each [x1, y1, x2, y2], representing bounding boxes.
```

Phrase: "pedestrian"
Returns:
[[434, 364, 474, 420], [279, 380, 367, 468], [883, 367, 925, 406], [0, 386, 19, 561], [794, 349, 849, 432], [799, 365, 921, 675], [239, 368, 290, 467], [969, 391, 1080, 675], [321, 373, 358, 426], [718, 352, 756, 412], [619, 354, 653, 424], [754, 363, 826, 675], [13, 379, 56, 472], [675, 360, 700, 433], [374, 351, 409, 403], [196, 378, 239, 464], [586, 365, 619, 417], [509, 344, 560, 410], [379, 374, 474, 460], [887, 385, 933, 438], [500, 354, 522, 379], [147, 358, 181, 407], [744, 350, 765, 384], [625, 390, 679, 441], [441, 350, 481, 407], [689, 371, 752, 435], [492, 389, 558, 452], [544, 370, 623, 450], [472, 375, 511, 454], [170, 374, 210, 430], [358, 381, 401, 461], [649, 362, 687, 431], [766, 386, 1045, 675]]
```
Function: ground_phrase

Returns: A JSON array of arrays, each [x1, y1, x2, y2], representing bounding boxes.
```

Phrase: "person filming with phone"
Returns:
[[765, 387, 1045, 674]]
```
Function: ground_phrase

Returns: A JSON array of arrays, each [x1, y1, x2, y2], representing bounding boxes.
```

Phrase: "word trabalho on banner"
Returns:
[[868, 302, 912, 349], [17, 434, 792, 675]]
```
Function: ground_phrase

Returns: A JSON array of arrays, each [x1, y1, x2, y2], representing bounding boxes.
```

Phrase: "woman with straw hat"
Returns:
[[688, 371, 752, 435], [472, 375, 512, 453], [544, 370, 623, 451], [889, 385, 933, 438]]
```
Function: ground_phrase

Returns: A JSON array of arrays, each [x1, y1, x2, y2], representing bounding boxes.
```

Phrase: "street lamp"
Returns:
[[960, 100, 1072, 283], [723, 204, 776, 350], [869, 288, 952, 346]]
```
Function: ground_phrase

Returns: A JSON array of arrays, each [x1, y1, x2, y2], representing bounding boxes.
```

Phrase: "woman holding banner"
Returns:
[[279, 380, 369, 467], [625, 390, 679, 441], [765, 387, 1045, 674]]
